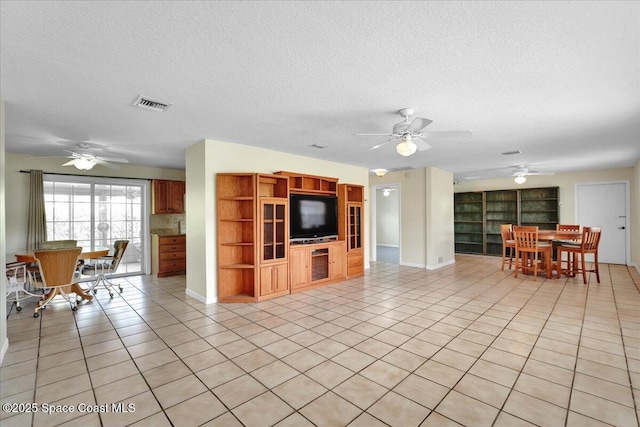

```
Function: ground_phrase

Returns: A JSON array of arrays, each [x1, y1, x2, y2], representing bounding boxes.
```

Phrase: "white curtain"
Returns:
[[26, 169, 47, 250]]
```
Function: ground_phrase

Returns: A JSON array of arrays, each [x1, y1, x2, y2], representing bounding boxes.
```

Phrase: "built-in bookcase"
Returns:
[[217, 173, 289, 302], [454, 187, 559, 256], [454, 192, 484, 254]]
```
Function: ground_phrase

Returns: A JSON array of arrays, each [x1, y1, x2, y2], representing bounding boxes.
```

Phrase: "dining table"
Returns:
[[510, 229, 583, 279], [14, 247, 110, 302], [537, 230, 582, 242]]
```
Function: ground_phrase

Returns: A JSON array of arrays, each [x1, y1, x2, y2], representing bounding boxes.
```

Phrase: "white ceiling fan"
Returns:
[[356, 108, 472, 156], [33, 143, 130, 170], [463, 165, 555, 184]]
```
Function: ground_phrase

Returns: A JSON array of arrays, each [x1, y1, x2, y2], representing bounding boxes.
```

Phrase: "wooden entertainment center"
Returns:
[[217, 171, 364, 302]]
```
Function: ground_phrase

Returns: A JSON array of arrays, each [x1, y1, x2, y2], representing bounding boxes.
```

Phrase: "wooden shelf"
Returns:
[[275, 171, 338, 195], [220, 263, 255, 269]]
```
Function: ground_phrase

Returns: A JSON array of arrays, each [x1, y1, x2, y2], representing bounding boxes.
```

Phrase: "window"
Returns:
[[44, 175, 149, 275]]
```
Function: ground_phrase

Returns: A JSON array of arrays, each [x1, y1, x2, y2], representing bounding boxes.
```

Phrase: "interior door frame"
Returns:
[[370, 183, 401, 264], [574, 180, 630, 265]]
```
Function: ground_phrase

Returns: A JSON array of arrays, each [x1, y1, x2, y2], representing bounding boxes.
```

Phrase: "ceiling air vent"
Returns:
[[501, 150, 522, 156], [132, 95, 172, 112], [311, 143, 327, 149]]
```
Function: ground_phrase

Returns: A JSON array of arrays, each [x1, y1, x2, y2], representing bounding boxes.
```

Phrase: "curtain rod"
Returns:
[[19, 170, 151, 181]]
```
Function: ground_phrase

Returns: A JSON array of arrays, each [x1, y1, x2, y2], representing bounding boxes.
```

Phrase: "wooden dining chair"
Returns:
[[513, 226, 552, 280], [500, 224, 515, 271], [554, 224, 581, 274], [32, 247, 84, 317], [556, 226, 602, 284]]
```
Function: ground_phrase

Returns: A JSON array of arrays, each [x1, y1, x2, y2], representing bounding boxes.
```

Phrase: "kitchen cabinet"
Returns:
[[151, 235, 186, 277], [153, 180, 185, 214]]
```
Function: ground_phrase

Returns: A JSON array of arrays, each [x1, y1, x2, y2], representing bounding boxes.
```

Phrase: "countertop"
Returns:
[[151, 229, 186, 237]]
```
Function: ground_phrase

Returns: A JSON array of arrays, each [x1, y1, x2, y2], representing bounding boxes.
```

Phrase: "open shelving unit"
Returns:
[[275, 171, 338, 195], [454, 187, 558, 256], [485, 190, 518, 256], [217, 173, 289, 302], [454, 192, 484, 254]]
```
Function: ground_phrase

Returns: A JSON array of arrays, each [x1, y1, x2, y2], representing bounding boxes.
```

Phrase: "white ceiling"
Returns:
[[1, 1, 638, 179]]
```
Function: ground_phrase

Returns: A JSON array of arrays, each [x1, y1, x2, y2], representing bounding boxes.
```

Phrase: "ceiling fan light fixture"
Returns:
[[382, 188, 391, 197], [372, 168, 387, 177], [73, 157, 97, 170], [396, 135, 417, 156], [514, 175, 526, 184]]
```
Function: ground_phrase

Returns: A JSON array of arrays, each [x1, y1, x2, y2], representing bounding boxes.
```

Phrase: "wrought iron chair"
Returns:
[[6, 261, 40, 312], [83, 240, 129, 297]]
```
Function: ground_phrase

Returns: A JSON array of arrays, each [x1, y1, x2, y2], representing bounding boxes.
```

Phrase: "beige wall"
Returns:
[[426, 167, 455, 269], [4, 152, 186, 256], [1, 94, 7, 361], [369, 167, 455, 269], [455, 166, 637, 268], [376, 188, 399, 247], [186, 139, 370, 303]]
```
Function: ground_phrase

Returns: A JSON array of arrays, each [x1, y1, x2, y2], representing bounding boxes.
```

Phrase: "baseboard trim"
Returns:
[[185, 288, 217, 305], [426, 259, 456, 270], [400, 261, 426, 269]]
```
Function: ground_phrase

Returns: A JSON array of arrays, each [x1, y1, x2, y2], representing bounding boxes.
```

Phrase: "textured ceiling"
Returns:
[[1, 1, 638, 179]]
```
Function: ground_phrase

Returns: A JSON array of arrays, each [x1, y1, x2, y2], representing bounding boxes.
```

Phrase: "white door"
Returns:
[[576, 182, 628, 264]]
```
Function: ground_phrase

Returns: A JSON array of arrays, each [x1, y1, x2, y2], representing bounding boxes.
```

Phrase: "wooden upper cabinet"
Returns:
[[153, 180, 185, 214]]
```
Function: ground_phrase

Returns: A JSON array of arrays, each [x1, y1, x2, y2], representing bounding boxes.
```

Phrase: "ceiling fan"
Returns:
[[33, 143, 130, 170], [356, 108, 472, 156], [463, 165, 555, 184], [62, 151, 129, 170]]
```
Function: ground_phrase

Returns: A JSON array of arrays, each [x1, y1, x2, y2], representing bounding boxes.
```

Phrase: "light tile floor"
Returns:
[[2, 255, 640, 426]]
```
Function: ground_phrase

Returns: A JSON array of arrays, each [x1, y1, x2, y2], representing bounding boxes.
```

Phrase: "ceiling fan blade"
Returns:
[[355, 133, 395, 136], [368, 137, 399, 151], [96, 156, 129, 163], [94, 159, 121, 169], [526, 172, 555, 176], [405, 117, 433, 133], [421, 131, 473, 138], [62, 160, 76, 167], [413, 137, 431, 151]]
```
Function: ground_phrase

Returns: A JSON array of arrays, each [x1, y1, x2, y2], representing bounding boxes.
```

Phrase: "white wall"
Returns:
[[455, 167, 638, 268], [185, 139, 370, 303], [375, 188, 399, 246], [633, 160, 640, 271], [3, 153, 185, 256], [370, 169, 426, 267]]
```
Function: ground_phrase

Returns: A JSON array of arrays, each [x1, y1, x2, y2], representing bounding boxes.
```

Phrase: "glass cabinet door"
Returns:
[[348, 204, 362, 250], [262, 200, 288, 262]]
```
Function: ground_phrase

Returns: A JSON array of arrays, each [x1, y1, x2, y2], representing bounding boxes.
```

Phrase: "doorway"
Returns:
[[44, 175, 150, 275], [575, 181, 629, 265], [371, 184, 400, 264]]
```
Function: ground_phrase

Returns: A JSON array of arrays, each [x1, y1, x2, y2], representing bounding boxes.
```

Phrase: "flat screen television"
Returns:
[[290, 193, 338, 241]]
